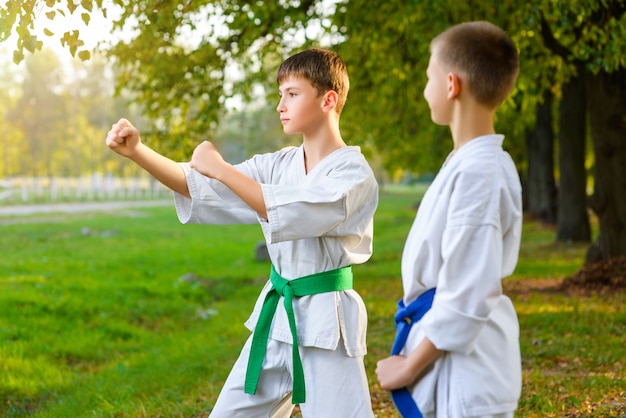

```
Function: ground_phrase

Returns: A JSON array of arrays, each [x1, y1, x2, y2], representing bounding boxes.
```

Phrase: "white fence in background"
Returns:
[[0, 176, 172, 205]]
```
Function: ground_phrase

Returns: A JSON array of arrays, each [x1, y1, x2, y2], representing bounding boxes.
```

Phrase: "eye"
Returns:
[[289, 92, 297, 97]]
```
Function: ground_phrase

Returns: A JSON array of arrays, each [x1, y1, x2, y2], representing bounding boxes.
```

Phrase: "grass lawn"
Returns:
[[0, 189, 624, 417]]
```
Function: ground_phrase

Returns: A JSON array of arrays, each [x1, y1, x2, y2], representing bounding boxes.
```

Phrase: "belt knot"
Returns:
[[272, 275, 289, 296]]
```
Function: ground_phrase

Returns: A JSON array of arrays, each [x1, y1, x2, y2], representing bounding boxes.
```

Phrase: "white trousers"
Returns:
[[209, 335, 374, 418]]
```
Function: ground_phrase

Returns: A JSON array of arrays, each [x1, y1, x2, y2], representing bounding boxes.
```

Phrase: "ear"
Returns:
[[447, 73, 461, 99], [322, 90, 338, 112]]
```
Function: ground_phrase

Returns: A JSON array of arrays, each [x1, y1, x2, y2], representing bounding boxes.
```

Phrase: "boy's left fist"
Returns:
[[190, 141, 226, 179]]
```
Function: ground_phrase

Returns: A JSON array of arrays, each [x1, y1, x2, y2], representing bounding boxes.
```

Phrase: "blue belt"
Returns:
[[390, 288, 436, 418]]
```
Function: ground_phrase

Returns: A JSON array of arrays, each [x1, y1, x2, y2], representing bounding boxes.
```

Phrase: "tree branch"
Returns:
[[538, 11, 571, 59]]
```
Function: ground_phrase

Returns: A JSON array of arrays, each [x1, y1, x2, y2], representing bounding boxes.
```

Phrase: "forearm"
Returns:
[[376, 336, 445, 390], [215, 164, 267, 218], [130, 143, 190, 198], [406, 337, 444, 380]]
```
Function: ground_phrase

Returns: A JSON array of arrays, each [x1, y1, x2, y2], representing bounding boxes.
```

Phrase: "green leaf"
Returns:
[[78, 50, 91, 61], [43, 28, 54, 36], [60, 30, 84, 57], [81, 13, 90, 25], [81, 0, 93, 12], [12, 49, 24, 64], [45, 11, 56, 20], [23, 34, 39, 53]]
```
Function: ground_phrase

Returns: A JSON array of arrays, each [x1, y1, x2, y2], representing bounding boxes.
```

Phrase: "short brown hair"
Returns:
[[431, 21, 519, 109], [276, 48, 350, 116]]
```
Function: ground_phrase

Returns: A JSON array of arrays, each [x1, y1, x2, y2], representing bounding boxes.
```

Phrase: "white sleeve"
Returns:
[[174, 162, 259, 225], [422, 168, 505, 354], [260, 159, 378, 244]]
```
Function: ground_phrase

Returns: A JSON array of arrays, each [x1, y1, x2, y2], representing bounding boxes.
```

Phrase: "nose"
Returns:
[[276, 96, 286, 113]]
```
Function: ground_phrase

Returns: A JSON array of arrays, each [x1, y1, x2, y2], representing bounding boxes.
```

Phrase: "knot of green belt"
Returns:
[[244, 264, 353, 404]]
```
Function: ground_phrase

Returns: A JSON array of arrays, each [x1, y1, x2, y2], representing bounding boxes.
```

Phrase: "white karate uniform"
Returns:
[[173, 144, 378, 417], [400, 135, 522, 418]]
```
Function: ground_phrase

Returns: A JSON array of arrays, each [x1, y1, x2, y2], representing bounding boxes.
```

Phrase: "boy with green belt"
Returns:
[[106, 48, 378, 417]]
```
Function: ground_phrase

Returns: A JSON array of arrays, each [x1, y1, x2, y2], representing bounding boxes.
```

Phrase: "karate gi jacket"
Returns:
[[401, 135, 522, 417], [174, 145, 378, 357]]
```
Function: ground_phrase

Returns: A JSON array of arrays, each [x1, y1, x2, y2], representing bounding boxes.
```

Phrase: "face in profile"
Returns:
[[276, 76, 326, 135], [423, 52, 454, 126]]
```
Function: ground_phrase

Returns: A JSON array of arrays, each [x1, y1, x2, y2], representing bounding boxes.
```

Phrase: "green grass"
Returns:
[[0, 206, 265, 417], [1, 190, 624, 417]]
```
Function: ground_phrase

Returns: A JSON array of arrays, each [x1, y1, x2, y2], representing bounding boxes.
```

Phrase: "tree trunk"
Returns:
[[525, 89, 557, 224], [586, 68, 626, 264], [556, 70, 591, 242]]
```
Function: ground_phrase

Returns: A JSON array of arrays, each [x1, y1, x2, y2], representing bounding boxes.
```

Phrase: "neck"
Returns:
[[302, 119, 346, 173], [449, 103, 496, 150]]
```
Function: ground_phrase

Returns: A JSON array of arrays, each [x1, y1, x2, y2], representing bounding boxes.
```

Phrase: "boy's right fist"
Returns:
[[106, 118, 141, 157]]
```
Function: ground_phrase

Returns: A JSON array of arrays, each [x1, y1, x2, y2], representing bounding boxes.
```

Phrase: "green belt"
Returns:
[[244, 264, 353, 404]]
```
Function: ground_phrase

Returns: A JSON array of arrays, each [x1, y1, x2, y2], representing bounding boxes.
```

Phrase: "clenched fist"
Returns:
[[105, 118, 141, 158], [189, 141, 228, 180]]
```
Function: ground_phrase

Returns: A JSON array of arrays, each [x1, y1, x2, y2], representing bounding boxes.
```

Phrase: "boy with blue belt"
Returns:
[[375, 21, 523, 418], [106, 48, 378, 417]]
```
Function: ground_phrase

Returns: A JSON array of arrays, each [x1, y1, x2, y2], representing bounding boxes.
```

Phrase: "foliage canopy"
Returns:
[[2, 1, 625, 171]]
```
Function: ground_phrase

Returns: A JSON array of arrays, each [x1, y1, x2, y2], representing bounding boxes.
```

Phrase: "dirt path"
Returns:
[[0, 200, 172, 220]]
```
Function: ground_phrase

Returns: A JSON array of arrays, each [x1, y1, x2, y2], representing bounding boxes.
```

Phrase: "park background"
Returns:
[[1, 1, 625, 417]]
